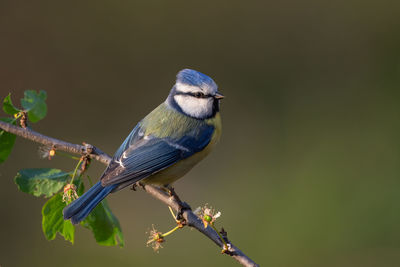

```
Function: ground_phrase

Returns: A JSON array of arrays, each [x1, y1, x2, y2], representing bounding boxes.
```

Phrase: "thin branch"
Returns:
[[143, 185, 259, 267], [0, 120, 110, 165], [0, 120, 259, 267]]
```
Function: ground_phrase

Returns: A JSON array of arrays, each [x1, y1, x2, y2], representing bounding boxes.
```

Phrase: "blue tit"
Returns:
[[63, 69, 224, 224]]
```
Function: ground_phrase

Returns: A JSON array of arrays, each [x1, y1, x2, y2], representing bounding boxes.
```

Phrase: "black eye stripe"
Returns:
[[176, 92, 211, 98]]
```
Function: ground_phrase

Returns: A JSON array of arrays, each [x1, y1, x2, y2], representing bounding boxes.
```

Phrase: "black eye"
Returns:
[[194, 92, 205, 98]]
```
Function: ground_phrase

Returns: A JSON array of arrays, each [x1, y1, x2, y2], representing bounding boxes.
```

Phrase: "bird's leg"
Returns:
[[165, 185, 191, 223], [166, 186, 182, 203]]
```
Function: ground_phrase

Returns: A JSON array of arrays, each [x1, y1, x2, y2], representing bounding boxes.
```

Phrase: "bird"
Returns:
[[63, 69, 224, 224]]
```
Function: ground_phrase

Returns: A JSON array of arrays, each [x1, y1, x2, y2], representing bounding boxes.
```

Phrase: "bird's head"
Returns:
[[167, 69, 224, 119]]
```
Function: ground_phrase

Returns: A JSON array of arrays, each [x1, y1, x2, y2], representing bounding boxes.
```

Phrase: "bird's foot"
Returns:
[[166, 186, 180, 199], [175, 201, 191, 222], [131, 181, 146, 191], [165, 186, 191, 223]]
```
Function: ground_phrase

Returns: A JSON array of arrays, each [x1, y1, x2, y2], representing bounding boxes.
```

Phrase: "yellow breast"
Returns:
[[142, 113, 222, 186]]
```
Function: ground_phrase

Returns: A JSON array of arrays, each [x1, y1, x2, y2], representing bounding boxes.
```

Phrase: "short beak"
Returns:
[[214, 92, 225, 100]]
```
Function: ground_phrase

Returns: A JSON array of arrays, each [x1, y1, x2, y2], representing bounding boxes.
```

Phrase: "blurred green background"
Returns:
[[1, 0, 400, 266]]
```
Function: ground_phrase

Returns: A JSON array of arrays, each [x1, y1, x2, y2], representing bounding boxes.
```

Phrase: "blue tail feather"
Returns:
[[63, 181, 117, 224]]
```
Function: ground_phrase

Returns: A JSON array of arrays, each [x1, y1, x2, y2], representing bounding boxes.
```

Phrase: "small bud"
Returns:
[[204, 215, 212, 223], [194, 204, 222, 228], [49, 149, 56, 157], [19, 111, 27, 128], [38, 146, 56, 160], [62, 184, 78, 203], [147, 225, 164, 252], [80, 157, 91, 172]]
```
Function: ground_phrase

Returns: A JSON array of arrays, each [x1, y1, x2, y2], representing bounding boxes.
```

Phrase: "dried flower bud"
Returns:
[[147, 225, 164, 252], [62, 184, 78, 203]]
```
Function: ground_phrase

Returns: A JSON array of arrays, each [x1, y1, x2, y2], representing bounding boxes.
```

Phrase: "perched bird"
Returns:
[[63, 69, 224, 224]]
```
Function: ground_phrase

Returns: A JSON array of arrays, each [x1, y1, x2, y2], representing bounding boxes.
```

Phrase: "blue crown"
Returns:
[[176, 69, 217, 89]]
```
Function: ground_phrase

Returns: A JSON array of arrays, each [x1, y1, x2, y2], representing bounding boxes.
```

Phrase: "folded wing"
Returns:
[[100, 123, 214, 189]]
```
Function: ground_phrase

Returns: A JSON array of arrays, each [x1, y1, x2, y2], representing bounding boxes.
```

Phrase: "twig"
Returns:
[[0, 120, 259, 267], [143, 185, 258, 266], [0, 120, 110, 164]]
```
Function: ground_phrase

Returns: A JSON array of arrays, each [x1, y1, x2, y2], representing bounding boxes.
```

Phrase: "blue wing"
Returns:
[[100, 122, 214, 189]]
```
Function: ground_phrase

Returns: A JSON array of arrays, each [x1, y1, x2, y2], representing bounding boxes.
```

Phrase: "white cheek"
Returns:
[[173, 95, 213, 118]]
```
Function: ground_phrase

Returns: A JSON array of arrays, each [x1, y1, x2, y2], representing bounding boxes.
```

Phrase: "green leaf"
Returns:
[[15, 168, 70, 197], [42, 192, 75, 243], [3, 93, 20, 115], [20, 90, 47, 123], [0, 117, 17, 164], [82, 199, 125, 247]]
